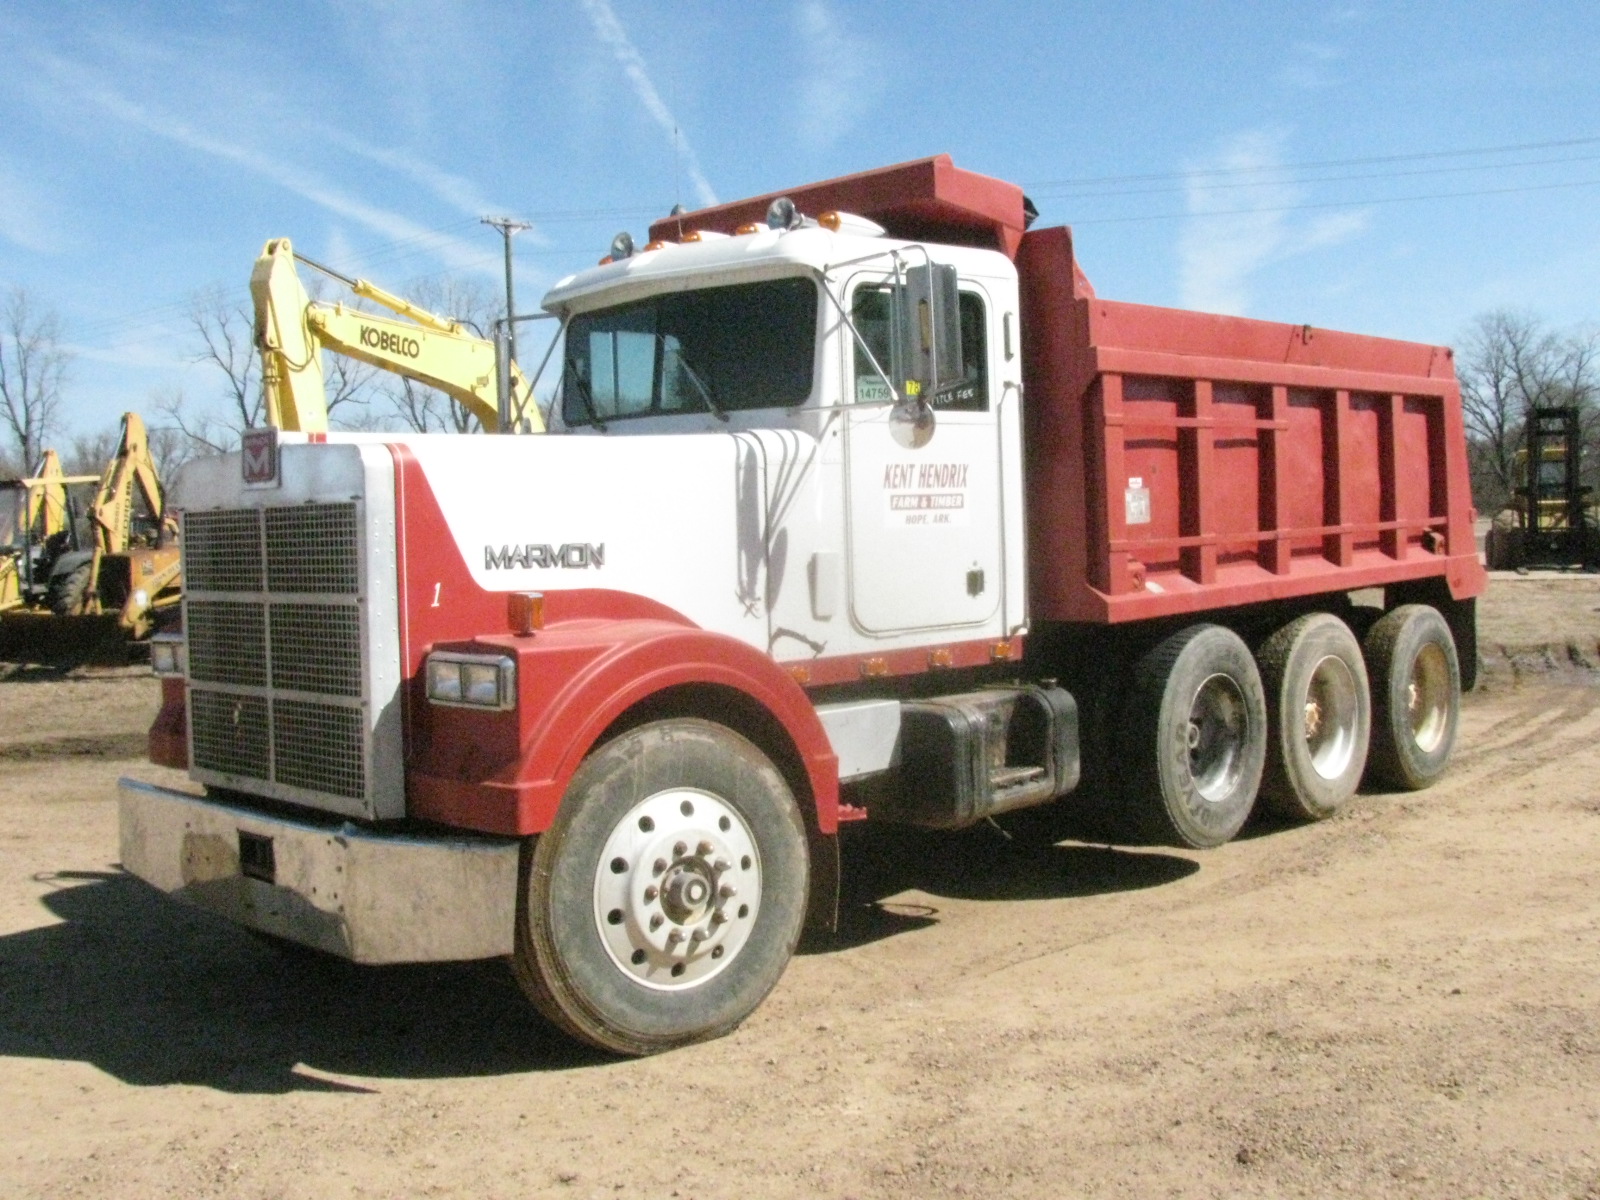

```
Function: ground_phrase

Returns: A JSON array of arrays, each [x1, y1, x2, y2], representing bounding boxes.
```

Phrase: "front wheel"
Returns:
[[513, 718, 809, 1056]]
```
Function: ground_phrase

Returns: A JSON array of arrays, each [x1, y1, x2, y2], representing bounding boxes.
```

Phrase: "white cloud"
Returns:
[[1177, 130, 1370, 315], [578, 0, 718, 208], [0, 157, 62, 254], [1277, 41, 1343, 91], [27, 51, 500, 279], [793, 1, 879, 151]]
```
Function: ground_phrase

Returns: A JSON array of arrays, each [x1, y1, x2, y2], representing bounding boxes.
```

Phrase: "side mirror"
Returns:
[[893, 262, 963, 405]]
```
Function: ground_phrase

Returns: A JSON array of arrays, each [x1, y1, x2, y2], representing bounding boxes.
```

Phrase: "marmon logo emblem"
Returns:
[[241, 427, 279, 487], [485, 543, 605, 570]]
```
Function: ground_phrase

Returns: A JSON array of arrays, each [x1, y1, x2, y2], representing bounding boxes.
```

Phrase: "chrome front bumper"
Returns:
[[117, 778, 520, 963]]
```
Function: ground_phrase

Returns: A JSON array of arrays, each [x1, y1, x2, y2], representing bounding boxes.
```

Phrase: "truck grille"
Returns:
[[182, 502, 373, 807]]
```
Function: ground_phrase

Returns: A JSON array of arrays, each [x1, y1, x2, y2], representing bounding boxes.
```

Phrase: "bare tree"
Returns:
[[1457, 310, 1600, 512], [65, 426, 121, 477], [0, 287, 71, 470], [169, 279, 385, 449], [187, 285, 263, 435]]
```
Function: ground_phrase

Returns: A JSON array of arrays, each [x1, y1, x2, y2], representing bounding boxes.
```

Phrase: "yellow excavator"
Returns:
[[0, 413, 181, 663], [251, 238, 545, 433]]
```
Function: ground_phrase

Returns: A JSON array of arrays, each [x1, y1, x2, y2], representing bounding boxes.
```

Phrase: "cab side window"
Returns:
[[849, 284, 989, 411]]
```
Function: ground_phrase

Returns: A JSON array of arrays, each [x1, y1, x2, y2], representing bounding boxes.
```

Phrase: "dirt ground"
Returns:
[[1, 577, 1598, 1200]]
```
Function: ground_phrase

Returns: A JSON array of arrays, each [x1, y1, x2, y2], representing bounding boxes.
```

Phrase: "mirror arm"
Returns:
[[809, 266, 900, 405]]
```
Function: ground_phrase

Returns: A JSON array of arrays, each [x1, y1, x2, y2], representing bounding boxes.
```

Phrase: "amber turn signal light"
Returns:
[[508, 591, 545, 636]]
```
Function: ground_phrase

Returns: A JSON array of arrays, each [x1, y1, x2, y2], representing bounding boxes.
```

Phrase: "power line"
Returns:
[[1035, 151, 1600, 201], [1025, 133, 1600, 190], [1067, 174, 1600, 226]]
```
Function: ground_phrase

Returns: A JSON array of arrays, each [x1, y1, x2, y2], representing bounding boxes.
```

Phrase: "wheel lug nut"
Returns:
[[667, 929, 685, 945], [711, 910, 727, 925], [712, 858, 730, 873], [653, 858, 667, 876], [650, 914, 663, 930], [697, 840, 714, 856], [690, 928, 707, 943], [644, 885, 658, 902], [673, 841, 687, 857], [719, 883, 737, 899]]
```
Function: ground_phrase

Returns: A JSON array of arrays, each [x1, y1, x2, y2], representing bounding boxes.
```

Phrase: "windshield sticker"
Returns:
[[881, 461, 971, 527]]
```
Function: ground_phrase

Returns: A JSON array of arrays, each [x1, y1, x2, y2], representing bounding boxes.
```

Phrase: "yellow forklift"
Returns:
[[1485, 406, 1600, 571]]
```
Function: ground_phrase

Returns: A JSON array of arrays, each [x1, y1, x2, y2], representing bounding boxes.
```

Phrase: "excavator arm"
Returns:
[[88, 413, 164, 555], [251, 238, 544, 434]]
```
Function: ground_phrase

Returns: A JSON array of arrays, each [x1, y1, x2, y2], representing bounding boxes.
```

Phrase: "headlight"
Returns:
[[150, 632, 186, 677], [425, 652, 516, 710]]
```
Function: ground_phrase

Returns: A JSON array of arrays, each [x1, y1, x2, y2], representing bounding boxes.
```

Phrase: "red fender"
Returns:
[[407, 618, 841, 837]]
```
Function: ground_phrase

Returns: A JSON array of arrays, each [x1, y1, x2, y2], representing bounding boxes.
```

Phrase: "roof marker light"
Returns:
[[817, 210, 886, 237]]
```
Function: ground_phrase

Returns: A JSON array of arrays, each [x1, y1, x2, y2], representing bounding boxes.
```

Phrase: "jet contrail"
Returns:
[[579, 0, 719, 209]]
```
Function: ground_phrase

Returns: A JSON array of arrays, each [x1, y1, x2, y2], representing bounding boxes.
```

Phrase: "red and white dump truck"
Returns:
[[121, 156, 1485, 1055]]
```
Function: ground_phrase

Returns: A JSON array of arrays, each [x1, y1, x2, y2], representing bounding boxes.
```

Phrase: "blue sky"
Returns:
[[2, 0, 1598, 441]]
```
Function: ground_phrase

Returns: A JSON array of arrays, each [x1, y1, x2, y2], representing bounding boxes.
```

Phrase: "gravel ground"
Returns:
[[0, 577, 1596, 1199]]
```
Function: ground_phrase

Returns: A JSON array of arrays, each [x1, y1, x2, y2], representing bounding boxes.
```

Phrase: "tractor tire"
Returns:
[[1120, 624, 1267, 849], [1257, 612, 1372, 821], [46, 561, 93, 616], [1363, 605, 1461, 791], [512, 718, 809, 1056]]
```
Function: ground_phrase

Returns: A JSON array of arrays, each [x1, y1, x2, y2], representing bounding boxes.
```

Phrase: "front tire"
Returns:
[[1258, 612, 1372, 820], [1363, 605, 1460, 791], [513, 718, 809, 1056], [1122, 624, 1267, 849]]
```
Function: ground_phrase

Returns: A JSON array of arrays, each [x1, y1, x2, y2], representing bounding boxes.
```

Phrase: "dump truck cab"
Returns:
[[533, 213, 1028, 664]]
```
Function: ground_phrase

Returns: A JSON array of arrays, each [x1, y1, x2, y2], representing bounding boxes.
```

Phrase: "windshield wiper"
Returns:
[[563, 356, 608, 431], [667, 343, 729, 422]]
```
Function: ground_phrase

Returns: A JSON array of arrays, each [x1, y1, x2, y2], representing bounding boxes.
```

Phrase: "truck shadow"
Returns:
[[0, 870, 606, 1092], [2, 830, 1197, 1091], [823, 817, 1199, 951]]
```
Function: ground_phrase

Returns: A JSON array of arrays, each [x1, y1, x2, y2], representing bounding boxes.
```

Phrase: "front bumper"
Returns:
[[118, 778, 521, 963]]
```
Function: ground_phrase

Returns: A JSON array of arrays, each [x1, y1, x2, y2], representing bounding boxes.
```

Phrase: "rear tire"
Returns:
[[47, 562, 92, 616], [1121, 624, 1267, 849], [1363, 605, 1460, 791], [513, 718, 809, 1056], [1258, 613, 1371, 820]]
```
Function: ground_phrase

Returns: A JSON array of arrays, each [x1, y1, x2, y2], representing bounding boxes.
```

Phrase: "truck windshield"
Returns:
[[562, 277, 818, 425]]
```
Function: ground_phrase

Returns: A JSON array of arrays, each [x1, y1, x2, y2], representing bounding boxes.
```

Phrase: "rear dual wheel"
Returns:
[[513, 718, 809, 1056], [1122, 624, 1268, 849], [1258, 613, 1371, 820], [1363, 604, 1460, 791]]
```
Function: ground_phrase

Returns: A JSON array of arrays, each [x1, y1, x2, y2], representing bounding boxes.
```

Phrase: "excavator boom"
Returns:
[[251, 238, 544, 434]]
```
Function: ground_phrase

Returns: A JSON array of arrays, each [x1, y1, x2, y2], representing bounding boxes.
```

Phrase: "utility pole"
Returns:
[[481, 216, 532, 364]]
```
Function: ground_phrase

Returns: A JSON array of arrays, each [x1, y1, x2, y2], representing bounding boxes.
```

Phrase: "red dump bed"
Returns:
[[657, 155, 1486, 625], [1018, 227, 1485, 623]]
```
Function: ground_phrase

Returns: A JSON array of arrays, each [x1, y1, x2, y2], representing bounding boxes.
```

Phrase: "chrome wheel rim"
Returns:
[[593, 788, 761, 991], [1188, 673, 1248, 802], [1303, 654, 1361, 780], [1406, 642, 1451, 753]]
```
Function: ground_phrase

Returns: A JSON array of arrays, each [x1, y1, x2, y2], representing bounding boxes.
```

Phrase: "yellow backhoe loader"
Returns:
[[1, 450, 96, 617], [251, 238, 545, 433], [0, 413, 181, 663]]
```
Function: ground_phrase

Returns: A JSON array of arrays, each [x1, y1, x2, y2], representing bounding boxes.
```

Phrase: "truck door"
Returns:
[[842, 273, 1004, 635]]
